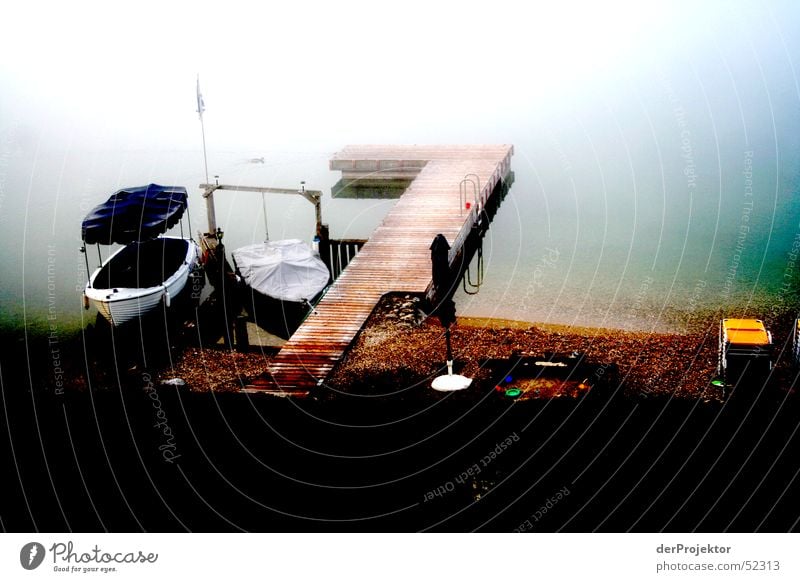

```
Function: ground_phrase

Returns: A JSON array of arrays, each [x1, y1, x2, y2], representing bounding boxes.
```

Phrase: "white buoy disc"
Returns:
[[431, 374, 472, 392]]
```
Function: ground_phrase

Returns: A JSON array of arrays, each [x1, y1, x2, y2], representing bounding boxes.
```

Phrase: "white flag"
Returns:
[[196, 75, 205, 119]]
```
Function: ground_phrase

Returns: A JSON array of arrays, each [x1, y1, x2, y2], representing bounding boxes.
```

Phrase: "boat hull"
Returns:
[[85, 237, 201, 327], [239, 288, 314, 339], [232, 239, 330, 339]]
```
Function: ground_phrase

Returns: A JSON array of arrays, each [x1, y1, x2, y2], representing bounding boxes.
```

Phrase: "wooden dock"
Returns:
[[248, 145, 514, 394]]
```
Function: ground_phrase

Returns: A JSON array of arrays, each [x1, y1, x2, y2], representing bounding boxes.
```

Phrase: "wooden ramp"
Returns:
[[248, 145, 513, 393]]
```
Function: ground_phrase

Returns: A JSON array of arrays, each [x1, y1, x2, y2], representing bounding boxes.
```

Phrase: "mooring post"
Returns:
[[318, 224, 332, 282], [235, 314, 249, 352], [429, 233, 469, 390], [202, 184, 219, 237], [430, 234, 452, 295]]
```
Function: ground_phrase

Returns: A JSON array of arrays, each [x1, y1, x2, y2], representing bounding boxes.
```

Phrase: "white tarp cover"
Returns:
[[232, 239, 330, 302]]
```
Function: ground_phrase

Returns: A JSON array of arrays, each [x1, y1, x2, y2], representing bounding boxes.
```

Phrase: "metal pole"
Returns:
[[314, 195, 322, 236], [186, 203, 193, 241], [197, 75, 209, 185], [205, 188, 217, 235], [199, 116, 209, 186], [445, 325, 454, 376], [81, 245, 91, 286], [197, 75, 216, 237]]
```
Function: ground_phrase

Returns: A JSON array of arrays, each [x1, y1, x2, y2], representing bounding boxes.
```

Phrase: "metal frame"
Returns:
[[200, 182, 324, 239]]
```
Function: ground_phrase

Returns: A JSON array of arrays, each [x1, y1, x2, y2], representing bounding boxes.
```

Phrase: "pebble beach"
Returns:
[[153, 295, 800, 399]]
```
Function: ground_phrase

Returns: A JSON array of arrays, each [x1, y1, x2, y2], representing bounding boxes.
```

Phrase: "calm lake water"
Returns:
[[2, 8, 799, 337]]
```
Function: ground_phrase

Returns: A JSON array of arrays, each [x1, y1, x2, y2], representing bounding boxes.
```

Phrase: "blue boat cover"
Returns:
[[81, 184, 189, 245]]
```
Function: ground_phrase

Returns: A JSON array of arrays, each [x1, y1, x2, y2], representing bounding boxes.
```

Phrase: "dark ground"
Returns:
[[2, 297, 800, 532]]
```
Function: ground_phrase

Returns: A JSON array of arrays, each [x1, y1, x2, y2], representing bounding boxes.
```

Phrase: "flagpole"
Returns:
[[197, 75, 217, 236], [197, 74, 209, 185]]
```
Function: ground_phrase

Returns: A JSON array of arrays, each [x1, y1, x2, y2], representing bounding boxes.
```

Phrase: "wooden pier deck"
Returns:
[[249, 145, 513, 393]]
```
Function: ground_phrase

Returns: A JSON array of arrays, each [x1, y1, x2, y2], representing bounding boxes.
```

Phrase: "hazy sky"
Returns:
[[1, 0, 745, 152]]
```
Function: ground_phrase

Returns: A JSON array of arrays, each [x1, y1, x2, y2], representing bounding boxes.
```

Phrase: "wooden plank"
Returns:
[[247, 145, 513, 392]]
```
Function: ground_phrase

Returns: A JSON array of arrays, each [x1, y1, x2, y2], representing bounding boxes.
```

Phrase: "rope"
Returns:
[[261, 192, 269, 241]]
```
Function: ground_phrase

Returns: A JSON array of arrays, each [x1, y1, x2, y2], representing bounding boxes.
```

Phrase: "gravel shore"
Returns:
[[157, 294, 798, 399], [327, 295, 722, 399]]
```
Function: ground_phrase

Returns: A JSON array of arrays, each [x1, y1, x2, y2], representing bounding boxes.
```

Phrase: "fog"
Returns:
[[2, 0, 799, 332], [1, 1, 688, 150]]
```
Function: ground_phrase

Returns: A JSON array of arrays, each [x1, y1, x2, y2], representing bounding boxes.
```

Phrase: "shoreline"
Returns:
[[4, 296, 798, 399], [327, 295, 799, 399], [328, 298, 718, 399], [458, 316, 681, 336]]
